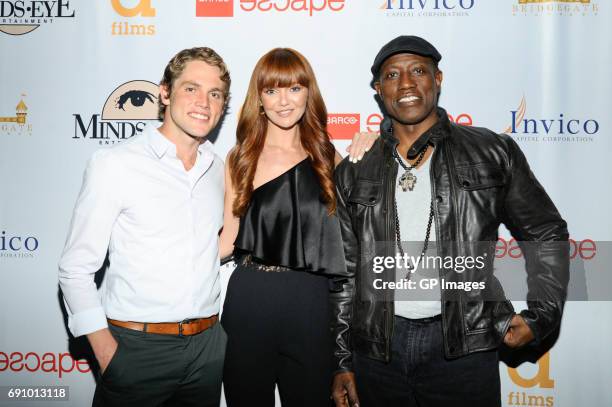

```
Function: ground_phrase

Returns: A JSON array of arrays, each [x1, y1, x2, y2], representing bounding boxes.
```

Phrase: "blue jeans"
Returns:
[[353, 316, 501, 407]]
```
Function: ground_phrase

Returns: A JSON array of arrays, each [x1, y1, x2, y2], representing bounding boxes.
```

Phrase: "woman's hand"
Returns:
[[346, 132, 379, 163]]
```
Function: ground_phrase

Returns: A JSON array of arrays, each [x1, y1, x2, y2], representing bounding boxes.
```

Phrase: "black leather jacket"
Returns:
[[331, 108, 569, 372]]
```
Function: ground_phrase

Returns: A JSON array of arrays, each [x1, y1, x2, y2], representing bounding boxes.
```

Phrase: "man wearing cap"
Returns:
[[331, 36, 569, 406]]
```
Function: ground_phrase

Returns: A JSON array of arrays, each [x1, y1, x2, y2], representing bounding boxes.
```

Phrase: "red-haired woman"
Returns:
[[219, 48, 374, 406]]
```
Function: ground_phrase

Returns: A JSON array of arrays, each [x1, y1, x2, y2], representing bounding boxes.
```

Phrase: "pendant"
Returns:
[[399, 171, 417, 191]]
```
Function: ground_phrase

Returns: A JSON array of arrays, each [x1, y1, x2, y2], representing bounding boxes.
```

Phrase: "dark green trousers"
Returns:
[[93, 321, 226, 407]]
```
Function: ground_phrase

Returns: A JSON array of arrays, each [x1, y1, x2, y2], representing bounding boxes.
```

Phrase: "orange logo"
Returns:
[[111, 0, 156, 17], [0, 98, 27, 125], [197, 0, 234, 17], [110, 0, 156, 35], [328, 114, 360, 140], [504, 95, 526, 134], [0, 95, 32, 136], [508, 352, 554, 389]]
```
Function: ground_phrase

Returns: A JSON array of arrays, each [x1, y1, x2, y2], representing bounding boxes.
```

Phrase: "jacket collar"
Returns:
[[381, 107, 451, 158]]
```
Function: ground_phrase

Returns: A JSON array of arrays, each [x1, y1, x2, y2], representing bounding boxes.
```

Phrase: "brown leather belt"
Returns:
[[107, 315, 218, 336]]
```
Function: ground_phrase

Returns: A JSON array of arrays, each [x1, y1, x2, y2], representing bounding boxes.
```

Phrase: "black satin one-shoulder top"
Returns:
[[234, 158, 347, 276]]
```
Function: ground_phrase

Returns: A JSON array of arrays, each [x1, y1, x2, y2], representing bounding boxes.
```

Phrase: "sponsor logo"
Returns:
[[0, 351, 91, 378], [0, 95, 32, 136], [497, 237, 596, 261], [0, 230, 39, 259], [239, 0, 345, 16], [73, 80, 159, 145], [0, 0, 75, 35], [197, 0, 233, 17], [328, 113, 360, 140], [196, 0, 345, 17], [504, 96, 599, 143], [512, 0, 597, 16], [506, 352, 555, 406], [111, 0, 155, 36], [365, 111, 473, 133], [380, 0, 475, 17]]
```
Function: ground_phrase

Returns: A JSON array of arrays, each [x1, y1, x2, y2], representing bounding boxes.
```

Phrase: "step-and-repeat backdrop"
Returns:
[[1, 1, 610, 406]]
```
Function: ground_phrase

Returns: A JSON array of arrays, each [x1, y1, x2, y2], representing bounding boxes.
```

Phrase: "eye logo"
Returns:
[[116, 90, 156, 110], [73, 79, 158, 144], [102, 80, 159, 120]]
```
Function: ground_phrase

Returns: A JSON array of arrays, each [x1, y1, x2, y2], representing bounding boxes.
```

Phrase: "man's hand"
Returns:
[[503, 314, 535, 348], [332, 371, 360, 407], [87, 328, 119, 374], [346, 132, 379, 163]]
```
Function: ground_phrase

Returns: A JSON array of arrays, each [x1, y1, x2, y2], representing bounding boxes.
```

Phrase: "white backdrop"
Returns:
[[1, 1, 610, 406]]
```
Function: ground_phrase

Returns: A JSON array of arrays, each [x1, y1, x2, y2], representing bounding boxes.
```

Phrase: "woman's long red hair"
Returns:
[[228, 48, 336, 217]]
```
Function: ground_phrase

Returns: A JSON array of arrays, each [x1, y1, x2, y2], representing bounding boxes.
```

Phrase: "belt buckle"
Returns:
[[178, 319, 191, 336]]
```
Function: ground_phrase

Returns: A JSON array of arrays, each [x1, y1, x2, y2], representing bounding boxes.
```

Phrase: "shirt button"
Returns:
[[436, 196, 443, 203], [369, 197, 376, 203]]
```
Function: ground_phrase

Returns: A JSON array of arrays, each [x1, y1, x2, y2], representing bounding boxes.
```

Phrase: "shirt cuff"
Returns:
[[68, 307, 108, 337]]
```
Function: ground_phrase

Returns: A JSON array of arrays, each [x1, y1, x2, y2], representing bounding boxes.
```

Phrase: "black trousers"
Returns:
[[354, 316, 501, 407], [92, 321, 226, 407], [222, 264, 334, 407]]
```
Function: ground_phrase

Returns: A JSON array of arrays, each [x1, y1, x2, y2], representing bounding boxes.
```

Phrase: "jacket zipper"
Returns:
[[429, 140, 447, 349], [384, 150, 397, 363], [442, 136, 465, 356]]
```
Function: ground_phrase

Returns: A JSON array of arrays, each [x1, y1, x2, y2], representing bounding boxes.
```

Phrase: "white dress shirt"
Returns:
[[59, 124, 224, 337]]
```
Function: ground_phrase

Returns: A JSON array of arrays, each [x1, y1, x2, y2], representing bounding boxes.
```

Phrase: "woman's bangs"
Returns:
[[257, 51, 309, 91]]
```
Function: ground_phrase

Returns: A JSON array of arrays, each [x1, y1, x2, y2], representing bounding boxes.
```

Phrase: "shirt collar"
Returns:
[[146, 124, 213, 159], [381, 107, 451, 157], [147, 124, 174, 159]]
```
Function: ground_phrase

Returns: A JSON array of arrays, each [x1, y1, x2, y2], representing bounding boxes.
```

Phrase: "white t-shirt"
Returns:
[[393, 148, 441, 319]]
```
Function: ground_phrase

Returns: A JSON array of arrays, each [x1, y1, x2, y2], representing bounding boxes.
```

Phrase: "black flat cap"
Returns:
[[371, 35, 441, 78]]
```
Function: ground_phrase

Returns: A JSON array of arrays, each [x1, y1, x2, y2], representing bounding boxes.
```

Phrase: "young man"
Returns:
[[59, 47, 230, 406], [331, 36, 569, 407]]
